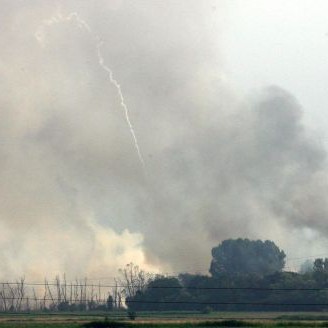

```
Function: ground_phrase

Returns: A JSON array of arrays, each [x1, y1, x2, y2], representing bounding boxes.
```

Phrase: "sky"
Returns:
[[222, 0, 328, 139], [1, 0, 328, 280]]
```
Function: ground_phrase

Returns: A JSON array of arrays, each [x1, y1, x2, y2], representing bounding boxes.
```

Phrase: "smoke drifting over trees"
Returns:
[[0, 1, 327, 278]]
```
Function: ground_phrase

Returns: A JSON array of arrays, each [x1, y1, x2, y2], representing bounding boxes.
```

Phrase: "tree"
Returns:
[[126, 276, 188, 311], [313, 258, 328, 273], [209, 238, 286, 277], [313, 258, 328, 285], [117, 263, 153, 299]]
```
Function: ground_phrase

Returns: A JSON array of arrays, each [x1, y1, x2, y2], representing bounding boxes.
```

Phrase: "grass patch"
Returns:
[[84, 321, 132, 328], [196, 320, 259, 327], [0, 321, 327, 328], [84, 320, 261, 328], [277, 315, 328, 321], [0, 323, 81, 328]]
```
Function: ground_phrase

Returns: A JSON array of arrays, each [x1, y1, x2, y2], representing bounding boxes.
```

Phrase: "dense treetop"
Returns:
[[209, 238, 286, 277]]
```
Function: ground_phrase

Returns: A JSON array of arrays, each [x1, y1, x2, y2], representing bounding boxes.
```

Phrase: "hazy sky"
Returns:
[[1, 1, 328, 280], [223, 0, 328, 138]]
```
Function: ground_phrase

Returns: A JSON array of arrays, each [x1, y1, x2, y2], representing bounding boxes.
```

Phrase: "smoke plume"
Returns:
[[0, 0, 327, 279]]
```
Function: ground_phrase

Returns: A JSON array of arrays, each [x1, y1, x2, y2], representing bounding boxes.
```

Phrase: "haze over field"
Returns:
[[1, 0, 328, 279]]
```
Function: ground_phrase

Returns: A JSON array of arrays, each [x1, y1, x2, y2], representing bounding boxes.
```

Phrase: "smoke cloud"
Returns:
[[0, 1, 327, 279]]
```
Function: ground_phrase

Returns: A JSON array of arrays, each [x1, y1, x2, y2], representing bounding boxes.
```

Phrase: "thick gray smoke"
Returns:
[[0, 1, 327, 278]]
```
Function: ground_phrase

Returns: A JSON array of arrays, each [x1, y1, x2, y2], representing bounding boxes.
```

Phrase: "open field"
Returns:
[[0, 312, 328, 327]]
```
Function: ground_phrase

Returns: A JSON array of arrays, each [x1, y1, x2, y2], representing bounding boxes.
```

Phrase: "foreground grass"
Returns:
[[1, 312, 328, 327], [1, 321, 328, 328]]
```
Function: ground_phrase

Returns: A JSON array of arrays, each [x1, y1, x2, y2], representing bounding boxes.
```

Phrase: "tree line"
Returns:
[[1, 238, 328, 313], [126, 238, 328, 312]]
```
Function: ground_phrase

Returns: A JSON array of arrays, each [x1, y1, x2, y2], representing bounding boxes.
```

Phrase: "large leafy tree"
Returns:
[[126, 276, 187, 311], [209, 238, 286, 277]]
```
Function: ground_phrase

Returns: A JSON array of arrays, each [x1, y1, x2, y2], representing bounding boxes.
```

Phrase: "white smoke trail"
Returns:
[[96, 41, 145, 169], [35, 10, 146, 171]]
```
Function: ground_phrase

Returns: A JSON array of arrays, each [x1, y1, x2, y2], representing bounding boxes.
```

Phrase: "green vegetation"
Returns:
[[2, 316, 328, 328], [125, 239, 328, 312], [210, 239, 286, 277], [1, 310, 328, 327]]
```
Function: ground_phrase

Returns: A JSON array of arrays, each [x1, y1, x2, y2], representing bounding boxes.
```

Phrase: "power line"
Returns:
[[0, 281, 328, 292], [0, 296, 327, 307]]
